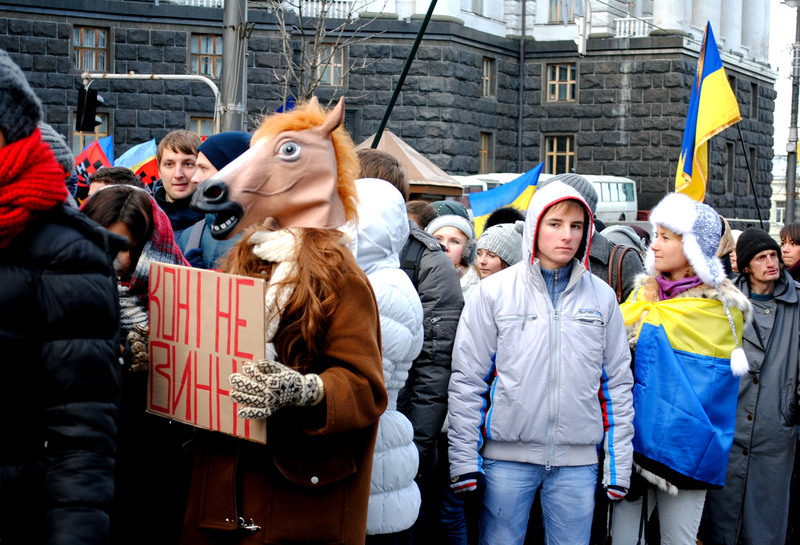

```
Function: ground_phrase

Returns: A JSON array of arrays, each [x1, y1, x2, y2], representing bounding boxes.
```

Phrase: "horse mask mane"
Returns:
[[192, 97, 359, 238]]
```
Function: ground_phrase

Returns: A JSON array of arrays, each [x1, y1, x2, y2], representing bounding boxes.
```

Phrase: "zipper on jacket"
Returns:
[[546, 309, 560, 470]]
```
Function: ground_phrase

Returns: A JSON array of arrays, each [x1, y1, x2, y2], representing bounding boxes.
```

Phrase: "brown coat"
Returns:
[[181, 265, 388, 545]]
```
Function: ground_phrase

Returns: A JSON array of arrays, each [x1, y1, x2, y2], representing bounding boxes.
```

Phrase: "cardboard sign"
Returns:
[[147, 262, 267, 443]]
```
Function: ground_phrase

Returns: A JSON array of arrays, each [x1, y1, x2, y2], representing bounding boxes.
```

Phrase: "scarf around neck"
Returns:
[[655, 273, 704, 300], [0, 128, 67, 249]]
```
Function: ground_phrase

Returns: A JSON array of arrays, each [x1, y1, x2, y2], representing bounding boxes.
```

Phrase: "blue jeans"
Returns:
[[480, 459, 597, 545]]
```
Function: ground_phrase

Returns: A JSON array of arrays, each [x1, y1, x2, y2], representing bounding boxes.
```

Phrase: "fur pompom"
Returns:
[[730, 347, 749, 376]]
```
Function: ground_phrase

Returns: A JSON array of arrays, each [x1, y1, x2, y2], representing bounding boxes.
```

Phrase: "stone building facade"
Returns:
[[0, 0, 777, 217]]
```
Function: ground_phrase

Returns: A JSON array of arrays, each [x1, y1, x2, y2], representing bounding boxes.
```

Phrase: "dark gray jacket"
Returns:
[[589, 231, 643, 302], [397, 222, 464, 474], [701, 270, 800, 545]]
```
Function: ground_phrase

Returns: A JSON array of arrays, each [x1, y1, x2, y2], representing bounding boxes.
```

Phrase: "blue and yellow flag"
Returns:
[[468, 162, 543, 237], [622, 296, 742, 486], [675, 22, 742, 202]]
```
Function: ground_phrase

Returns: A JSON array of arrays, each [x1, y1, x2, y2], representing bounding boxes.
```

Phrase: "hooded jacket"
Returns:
[[354, 179, 424, 535], [447, 181, 634, 489]]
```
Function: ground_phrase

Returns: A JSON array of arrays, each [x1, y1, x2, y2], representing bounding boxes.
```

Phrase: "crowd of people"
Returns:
[[2, 46, 800, 545]]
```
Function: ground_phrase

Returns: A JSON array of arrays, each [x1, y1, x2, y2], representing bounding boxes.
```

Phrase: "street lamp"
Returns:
[[784, 0, 800, 223]]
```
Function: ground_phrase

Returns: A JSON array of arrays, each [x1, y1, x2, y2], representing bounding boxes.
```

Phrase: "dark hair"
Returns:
[[89, 166, 145, 189], [157, 129, 201, 165], [82, 185, 154, 255], [407, 200, 438, 229], [357, 149, 409, 202], [780, 222, 800, 244], [484, 206, 524, 230]]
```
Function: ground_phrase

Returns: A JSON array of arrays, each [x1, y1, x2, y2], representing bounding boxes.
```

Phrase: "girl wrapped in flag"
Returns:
[[611, 193, 752, 544]]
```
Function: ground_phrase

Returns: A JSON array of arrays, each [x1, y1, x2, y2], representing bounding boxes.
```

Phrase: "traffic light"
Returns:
[[75, 88, 104, 132]]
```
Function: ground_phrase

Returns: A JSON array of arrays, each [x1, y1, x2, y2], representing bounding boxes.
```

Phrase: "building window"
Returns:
[[73, 27, 108, 71], [750, 82, 758, 119], [191, 34, 223, 78], [480, 132, 495, 174], [191, 116, 214, 138], [748, 146, 757, 194], [776, 200, 786, 225], [316, 45, 345, 86], [544, 135, 575, 174], [482, 57, 497, 98], [728, 74, 736, 94], [549, 0, 574, 23], [547, 63, 577, 102], [72, 112, 109, 156], [725, 142, 735, 193]]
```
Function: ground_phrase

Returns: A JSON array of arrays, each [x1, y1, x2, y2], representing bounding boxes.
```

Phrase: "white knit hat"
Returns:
[[477, 221, 524, 266], [647, 192, 748, 376], [646, 192, 725, 287]]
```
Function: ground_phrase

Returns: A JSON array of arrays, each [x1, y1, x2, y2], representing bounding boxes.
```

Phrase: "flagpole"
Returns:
[[736, 123, 765, 230]]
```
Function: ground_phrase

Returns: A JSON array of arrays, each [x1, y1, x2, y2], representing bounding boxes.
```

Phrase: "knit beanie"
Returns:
[[432, 200, 470, 220], [197, 131, 251, 171], [425, 213, 475, 240], [735, 227, 781, 272], [38, 122, 74, 178], [477, 221, 524, 266], [538, 173, 598, 214], [0, 48, 42, 144]]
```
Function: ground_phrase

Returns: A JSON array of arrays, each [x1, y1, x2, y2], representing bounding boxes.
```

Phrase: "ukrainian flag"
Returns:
[[675, 22, 742, 202], [622, 296, 742, 486], [468, 162, 543, 237]]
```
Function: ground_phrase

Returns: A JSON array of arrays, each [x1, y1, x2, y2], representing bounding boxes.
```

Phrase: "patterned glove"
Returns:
[[127, 326, 149, 373], [450, 471, 485, 494], [606, 485, 628, 501], [229, 360, 324, 420]]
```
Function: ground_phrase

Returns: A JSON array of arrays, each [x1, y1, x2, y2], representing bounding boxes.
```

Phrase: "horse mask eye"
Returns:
[[278, 141, 301, 160]]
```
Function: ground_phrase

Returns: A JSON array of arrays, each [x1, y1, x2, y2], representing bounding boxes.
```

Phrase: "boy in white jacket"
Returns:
[[447, 181, 635, 545]]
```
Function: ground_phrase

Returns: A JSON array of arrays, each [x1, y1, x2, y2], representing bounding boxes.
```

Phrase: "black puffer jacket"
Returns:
[[397, 223, 464, 474], [0, 204, 122, 545]]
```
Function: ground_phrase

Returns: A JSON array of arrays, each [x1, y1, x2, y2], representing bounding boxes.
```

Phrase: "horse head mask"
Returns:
[[191, 97, 359, 239]]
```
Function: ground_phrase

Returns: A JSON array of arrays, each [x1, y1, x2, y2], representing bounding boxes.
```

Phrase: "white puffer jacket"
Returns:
[[354, 179, 424, 535]]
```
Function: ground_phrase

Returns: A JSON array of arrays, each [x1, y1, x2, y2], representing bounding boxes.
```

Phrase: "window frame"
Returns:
[[316, 44, 346, 87], [479, 131, 495, 174], [190, 116, 214, 139], [544, 134, 575, 175], [482, 57, 497, 98], [549, 0, 574, 23], [72, 26, 108, 72], [750, 82, 758, 120], [546, 63, 577, 103], [190, 34, 223, 79], [725, 141, 735, 194]]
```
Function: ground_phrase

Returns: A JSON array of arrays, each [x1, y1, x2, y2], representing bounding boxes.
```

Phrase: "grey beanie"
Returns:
[[538, 173, 598, 214], [0, 49, 42, 143], [425, 213, 476, 240], [38, 122, 74, 177], [432, 200, 470, 220], [478, 220, 524, 266]]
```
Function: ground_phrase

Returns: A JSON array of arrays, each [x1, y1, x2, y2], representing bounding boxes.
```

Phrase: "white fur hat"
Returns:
[[646, 193, 726, 287]]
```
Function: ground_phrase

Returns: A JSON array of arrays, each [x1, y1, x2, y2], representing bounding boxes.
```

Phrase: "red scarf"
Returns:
[[0, 129, 68, 249]]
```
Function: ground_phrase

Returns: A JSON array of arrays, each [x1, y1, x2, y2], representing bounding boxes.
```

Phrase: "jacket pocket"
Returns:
[[263, 448, 358, 543], [780, 381, 799, 426]]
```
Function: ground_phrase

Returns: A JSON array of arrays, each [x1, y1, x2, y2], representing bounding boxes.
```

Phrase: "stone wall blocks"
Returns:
[[619, 60, 642, 74], [152, 94, 183, 110], [118, 93, 150, 109], [0, 36, 20, 53], [137, 110, 166, 128], [592, 90, 616, 104], [581, 74, 603, 89], [32, 20, 57, 38], [595, 62, 620, 75], [37, 88, 65, 106], [46, 72, 74, 89], [115, 109, 137, 127], [643, 60, 670, 74], [33, 55, 58, 73], [115, 43, 138, 61], [603, 161, 629, 176], [138, 46, 163, 62], [151, 31, 176, 47], [186, 96, 215, 112], [114, 28, 127, 43], [127, 61, 153, 73], [8, 18, 31, 35], [127, 29, 149, 44], [164, 47, 187, 64]]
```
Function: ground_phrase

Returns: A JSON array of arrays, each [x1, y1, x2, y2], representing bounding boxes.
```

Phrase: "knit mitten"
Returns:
[[450, 471, 485, 494], [605, 484, 628, 501], [229, 360, 324, 420], [127, 326, 149, 373]]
